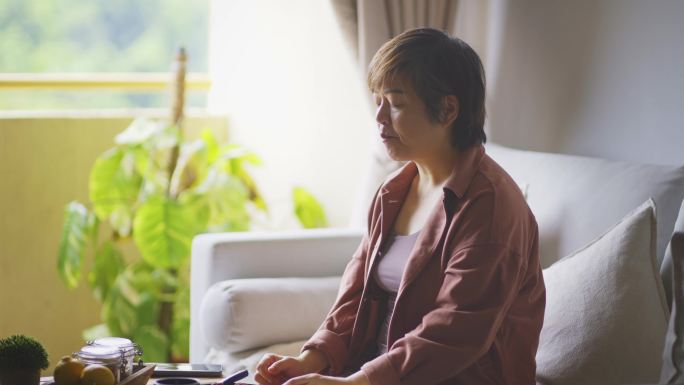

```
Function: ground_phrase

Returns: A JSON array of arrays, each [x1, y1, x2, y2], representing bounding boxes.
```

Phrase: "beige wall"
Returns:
[[0, 112, 228, 372], [488, 0, 684, 166]]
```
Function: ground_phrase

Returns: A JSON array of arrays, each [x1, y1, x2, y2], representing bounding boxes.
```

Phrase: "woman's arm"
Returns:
[[300, 235, 370, 374], [278, 370, 371, 385], [300, 188, 383, 375]]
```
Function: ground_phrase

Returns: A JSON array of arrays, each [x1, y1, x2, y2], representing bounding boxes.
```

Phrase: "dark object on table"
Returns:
[[0, 335, 49, 385], [155, 378, 200, 385], [216, 369, 248, 385]]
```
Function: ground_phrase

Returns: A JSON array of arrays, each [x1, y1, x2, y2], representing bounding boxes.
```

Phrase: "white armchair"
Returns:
[[190, 143, 684, 384], [190, 228, 362, 361]]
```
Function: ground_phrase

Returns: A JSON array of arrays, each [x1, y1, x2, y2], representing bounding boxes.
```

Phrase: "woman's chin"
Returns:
[[384, 148, 409, 162]]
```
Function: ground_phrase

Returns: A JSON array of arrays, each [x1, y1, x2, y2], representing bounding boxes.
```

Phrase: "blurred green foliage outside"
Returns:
[[0, 0, 209, 109]]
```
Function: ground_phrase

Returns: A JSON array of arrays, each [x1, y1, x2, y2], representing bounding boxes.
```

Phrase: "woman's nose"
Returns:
[[375, 100, 389, 126]]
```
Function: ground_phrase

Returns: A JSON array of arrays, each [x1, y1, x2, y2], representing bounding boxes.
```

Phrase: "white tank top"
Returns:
[[374, 230, 421, 355], [374, 231, 421, 292]]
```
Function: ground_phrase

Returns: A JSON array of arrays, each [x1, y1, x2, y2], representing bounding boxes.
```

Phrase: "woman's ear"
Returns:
[[442, 95, 460, 127]]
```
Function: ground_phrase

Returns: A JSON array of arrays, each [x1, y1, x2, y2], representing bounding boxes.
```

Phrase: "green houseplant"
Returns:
[[56, 49, 327, 362], [0, 335, 49, 385]]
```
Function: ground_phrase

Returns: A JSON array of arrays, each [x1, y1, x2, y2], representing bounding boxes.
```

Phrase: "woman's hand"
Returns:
[[282, 371, 371, 385], [255, 349, 329, 385]]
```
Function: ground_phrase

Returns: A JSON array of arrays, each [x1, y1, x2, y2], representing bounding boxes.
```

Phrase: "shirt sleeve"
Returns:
[[301, 187, 382, 374], [301, 236, 369, 374], [360, 242, 528, 385]]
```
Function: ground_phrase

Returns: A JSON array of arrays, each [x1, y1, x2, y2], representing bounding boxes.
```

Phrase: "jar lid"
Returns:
[[77, 345, 122, 361], [91, 337, 140, 355]]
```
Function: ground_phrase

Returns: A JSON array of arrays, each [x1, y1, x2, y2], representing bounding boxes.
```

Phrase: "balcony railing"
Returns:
[[0, 73, 211, 90]]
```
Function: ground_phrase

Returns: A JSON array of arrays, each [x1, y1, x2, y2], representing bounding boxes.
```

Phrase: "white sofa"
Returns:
[[190, 143, 684, 384]]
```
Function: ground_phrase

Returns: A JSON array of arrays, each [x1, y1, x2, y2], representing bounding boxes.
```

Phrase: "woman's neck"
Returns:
[[413, 147, 460, 193]]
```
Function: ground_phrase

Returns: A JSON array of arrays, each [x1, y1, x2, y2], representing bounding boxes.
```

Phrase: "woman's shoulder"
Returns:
[[470, 154, 529, 208], [452, 155, 536, 250]]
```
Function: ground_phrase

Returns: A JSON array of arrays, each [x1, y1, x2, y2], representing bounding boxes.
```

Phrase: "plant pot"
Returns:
[[0, 368, 41, 385]]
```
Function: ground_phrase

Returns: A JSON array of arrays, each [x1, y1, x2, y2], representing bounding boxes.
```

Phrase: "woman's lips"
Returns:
[[381, 133, 397, 140]]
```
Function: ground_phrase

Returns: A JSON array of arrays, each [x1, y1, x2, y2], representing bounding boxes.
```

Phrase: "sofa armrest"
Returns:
[[190, 228, 363, 361]]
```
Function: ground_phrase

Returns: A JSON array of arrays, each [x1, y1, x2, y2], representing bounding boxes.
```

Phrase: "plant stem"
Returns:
[[166, 47, 186, 199], [157, 267, 177, 354], [159, 47, 186, 360]]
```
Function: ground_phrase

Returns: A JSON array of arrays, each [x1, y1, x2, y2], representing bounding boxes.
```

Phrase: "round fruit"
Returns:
[[53, 356, 85, 385], [80, 364, 115, 385]]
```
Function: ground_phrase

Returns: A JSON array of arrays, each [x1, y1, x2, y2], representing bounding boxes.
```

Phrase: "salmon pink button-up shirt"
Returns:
[[302, 144, 546, 385]]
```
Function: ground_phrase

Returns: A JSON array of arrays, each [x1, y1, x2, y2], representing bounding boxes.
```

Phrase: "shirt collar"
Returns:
[[443, 144, 485, 199]]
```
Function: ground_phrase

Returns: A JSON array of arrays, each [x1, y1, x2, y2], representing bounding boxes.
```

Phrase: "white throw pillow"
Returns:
[[536, 199, 670, 385], [199, 276, 341, 353]]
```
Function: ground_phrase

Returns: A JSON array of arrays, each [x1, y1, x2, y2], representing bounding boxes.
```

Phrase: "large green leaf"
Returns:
[[108, 205, 133, 237], [293, 187, 328, 229], [88, 241, 125, 302], [201, 129, 220, 165], [189, 169, 249, 232], [57, 201, 92, 289], [89, 147, 141, 222], [217, 145, 266, 210], [222, 144, 262, 167], [133, 195, 204, 269], [102, 275, 139, 337], [82, 323, 111, 341], [177, 192, 210, 232], [169, 139, 207, 196], [102, 263, 162, 337], [133, 325, 169, 362], [114, 118, 166, 146]]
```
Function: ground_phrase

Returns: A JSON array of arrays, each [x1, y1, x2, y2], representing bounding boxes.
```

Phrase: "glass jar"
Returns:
[[88, 337, 143, 379], [74, 345, 123, 383]]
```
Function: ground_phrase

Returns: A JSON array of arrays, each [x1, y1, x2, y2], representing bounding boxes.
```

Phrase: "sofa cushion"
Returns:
[[536, 200, 670, 385], [485, 144, 684, 270], [199, 276, 340, 353]]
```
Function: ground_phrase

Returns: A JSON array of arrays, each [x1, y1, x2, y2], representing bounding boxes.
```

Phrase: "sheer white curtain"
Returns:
[[331, 0, 459, 77], [207, 0, 374, 228]]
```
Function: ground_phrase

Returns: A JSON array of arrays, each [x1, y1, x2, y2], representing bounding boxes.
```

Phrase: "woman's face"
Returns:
[[373, 75, 452, 162]]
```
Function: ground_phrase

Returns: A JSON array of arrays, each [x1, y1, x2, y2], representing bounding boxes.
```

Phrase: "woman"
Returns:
[[255, 28, 545, 385]]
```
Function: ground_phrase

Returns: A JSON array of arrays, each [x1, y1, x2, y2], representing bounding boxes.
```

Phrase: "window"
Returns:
[[0, 0, 209, 110]]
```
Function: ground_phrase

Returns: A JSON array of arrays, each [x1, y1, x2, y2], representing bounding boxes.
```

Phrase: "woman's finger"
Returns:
[[255, 355, 283, 385], [257, 354, 279, 371], [268, 356, 294, 373], [257, 354, 280, 376], [255, 372, 279, 385]]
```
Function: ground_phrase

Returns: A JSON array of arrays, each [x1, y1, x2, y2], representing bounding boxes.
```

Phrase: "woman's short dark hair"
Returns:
[[367, 28, 487, 150]]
